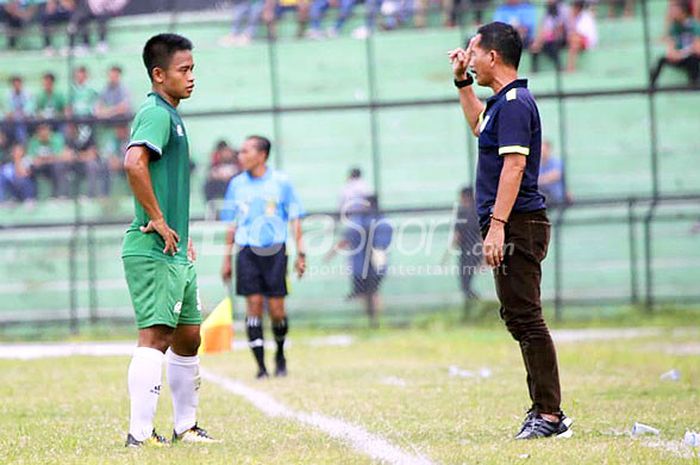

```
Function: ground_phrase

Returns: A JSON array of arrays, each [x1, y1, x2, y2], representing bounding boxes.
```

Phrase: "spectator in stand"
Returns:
[[4, 75, 33, 145], [25, 123, 72, 198], [307, 0, 358, 39], [0, 132, 36, 205], [1, 0, 38, 50], [538, 140, 568, 206], [650, 0, 700, 87], [566, 0, 598, 72], [204, 140, 240, 202], [68, 66, 98, 118], [95, 65, 131, 119], [493, 0, 537, 47], [530, 0, 569, 72], [443, 0, 491, 28], [68, 0, 127, 55], [40, 0, 76, 56], [101, 123, 129, 176], [35, 72, 67, 126], [605, 0, 634, 18], [65, 122, 109, 198], [338, 167, 371, 214], [219, 0, 265, 46], [264, 0, 310, 39]]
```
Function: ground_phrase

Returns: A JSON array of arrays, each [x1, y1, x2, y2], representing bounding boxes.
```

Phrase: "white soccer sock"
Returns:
[[128, 347, 165, 441], [166, 348, 201, 435]]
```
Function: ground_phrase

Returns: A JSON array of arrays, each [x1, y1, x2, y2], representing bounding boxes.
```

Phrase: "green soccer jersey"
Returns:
[[26, 133, 65, 160], [69, 83, 98, 116], [35, 90, 66, 119], [121, 92, 191, 264]]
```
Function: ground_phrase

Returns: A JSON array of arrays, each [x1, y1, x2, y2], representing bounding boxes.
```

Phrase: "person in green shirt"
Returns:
[[25, 122, 72, 198], [650, 0, 700, 87], [35, 72, 67, 122], [121, 33, 218, 448], [68, 65, 98, 117]]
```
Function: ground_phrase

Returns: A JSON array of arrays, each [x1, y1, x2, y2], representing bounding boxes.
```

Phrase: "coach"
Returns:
[[449, 22, 572, 439]]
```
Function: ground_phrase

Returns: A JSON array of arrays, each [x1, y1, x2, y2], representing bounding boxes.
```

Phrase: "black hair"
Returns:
[[460, 186, 474, 198], [475, 21, 523, 70], [350, 167, 362, 179], [110, 65, 123, 74], [142, 33, 193, 82], [216, 140, 229, 151], [673, 0, 693, 16], [247, 135, 272, 159], [43, 72, 56, 82], [75, 66, 87, 73], [9, 75, 21, 83]]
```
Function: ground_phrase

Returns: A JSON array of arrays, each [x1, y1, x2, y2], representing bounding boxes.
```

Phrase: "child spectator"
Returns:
[[566, 0, 598, 72], [650, 0, 700, 87]]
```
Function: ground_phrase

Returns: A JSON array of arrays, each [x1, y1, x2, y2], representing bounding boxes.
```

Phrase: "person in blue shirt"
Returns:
[[220, 135, 306, 379], [327, 194, 393, 328], [449, 22, 571, 440], [538, 139, 567, 205], [493, 0, 537, 47]]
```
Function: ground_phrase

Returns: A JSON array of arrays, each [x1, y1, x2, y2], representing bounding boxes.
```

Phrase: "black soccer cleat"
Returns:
[[515, 412, 573, 440], [274, 353, 287, 377], [125, 429, 170, 448], [256, 368, 269, 379]]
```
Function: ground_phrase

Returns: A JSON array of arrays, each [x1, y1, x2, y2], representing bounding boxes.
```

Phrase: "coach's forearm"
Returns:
[[457, 86, 485, 137], [124, 148, 164, 222], [491, 155, 526, 223]]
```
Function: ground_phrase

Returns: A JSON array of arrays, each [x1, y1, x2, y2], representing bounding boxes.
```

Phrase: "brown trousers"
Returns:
[[485, 209, 561, 413]]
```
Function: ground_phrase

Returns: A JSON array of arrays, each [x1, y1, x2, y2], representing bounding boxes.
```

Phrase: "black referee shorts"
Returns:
[[236, 244, 288, 297]]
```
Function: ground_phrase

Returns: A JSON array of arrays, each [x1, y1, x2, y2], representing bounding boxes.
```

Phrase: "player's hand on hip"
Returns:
[[187, 237, 197, 262], [295, 254, 306, 279], [483, 223, 506, 268], [221, 256, 233, 282], [140, 217, 180, 256]]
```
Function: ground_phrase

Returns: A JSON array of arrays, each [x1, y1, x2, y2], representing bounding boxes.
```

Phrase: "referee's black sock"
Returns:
[[272, 316, 288, 362], [246, 316, 266, 373]]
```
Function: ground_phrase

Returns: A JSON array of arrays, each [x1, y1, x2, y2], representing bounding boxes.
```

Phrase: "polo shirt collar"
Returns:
[[487, 78, 528, 104], [246, 165, 271, 181]]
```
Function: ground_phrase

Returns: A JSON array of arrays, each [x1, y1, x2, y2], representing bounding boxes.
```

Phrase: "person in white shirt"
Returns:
[[566, 0, 598, 72]]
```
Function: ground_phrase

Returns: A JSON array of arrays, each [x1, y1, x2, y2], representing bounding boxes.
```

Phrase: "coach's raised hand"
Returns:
[[448, 48, 468, 79], [140, 217, 180, 255]]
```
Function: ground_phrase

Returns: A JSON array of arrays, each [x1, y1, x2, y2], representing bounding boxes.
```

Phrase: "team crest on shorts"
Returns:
[[173, 301, 183, 315]]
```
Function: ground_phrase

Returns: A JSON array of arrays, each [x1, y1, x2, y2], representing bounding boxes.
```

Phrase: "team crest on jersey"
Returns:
[[176, 124, 184, 136]]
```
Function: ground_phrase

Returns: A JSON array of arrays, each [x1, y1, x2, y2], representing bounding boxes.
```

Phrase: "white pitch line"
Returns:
[[200, 369, 436, 465]]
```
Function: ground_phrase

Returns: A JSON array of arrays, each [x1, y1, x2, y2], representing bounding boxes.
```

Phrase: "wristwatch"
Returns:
[[454, 73, 474, 88]]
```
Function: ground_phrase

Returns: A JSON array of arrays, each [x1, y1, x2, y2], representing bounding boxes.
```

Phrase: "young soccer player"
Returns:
[[220, 136, 306, 379], [122, 33, 218, 447]]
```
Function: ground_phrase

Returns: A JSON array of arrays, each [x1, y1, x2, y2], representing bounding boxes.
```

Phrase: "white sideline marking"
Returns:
[[201, 370, 436, 465]]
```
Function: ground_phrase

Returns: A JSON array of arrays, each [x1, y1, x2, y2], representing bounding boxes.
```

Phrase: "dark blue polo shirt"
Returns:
[[475, 78, 546, 229]]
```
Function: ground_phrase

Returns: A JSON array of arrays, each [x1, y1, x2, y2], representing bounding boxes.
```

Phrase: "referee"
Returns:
[[220, 135, 306, 379], [449, 22, 572, 439]]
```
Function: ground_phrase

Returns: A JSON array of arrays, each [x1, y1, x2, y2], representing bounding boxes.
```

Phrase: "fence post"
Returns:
[[643, 200, 657, 312], [628, 199, 639, 305], [87, 224, 98, 324], [553, 205, 565, 321], [267, 36, 284, 170], [641, 0, 659, 198], [364, 34, 381, 197]]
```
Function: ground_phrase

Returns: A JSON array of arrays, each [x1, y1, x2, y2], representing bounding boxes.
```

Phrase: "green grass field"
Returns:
[[2, 323, 699, 464]]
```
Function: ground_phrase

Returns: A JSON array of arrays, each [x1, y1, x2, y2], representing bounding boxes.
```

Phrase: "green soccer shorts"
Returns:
[[123, 256, 203, 329]]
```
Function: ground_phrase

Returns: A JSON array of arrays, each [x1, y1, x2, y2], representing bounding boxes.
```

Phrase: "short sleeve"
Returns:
[[283, 180, 306, 220], [219, 179, 239, 223], [497, 98, 532, 156], [128, 106, 170, 157]]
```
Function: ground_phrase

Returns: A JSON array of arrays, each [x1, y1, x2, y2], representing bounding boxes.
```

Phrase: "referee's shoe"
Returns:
[[515, 411, 573, 440]]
